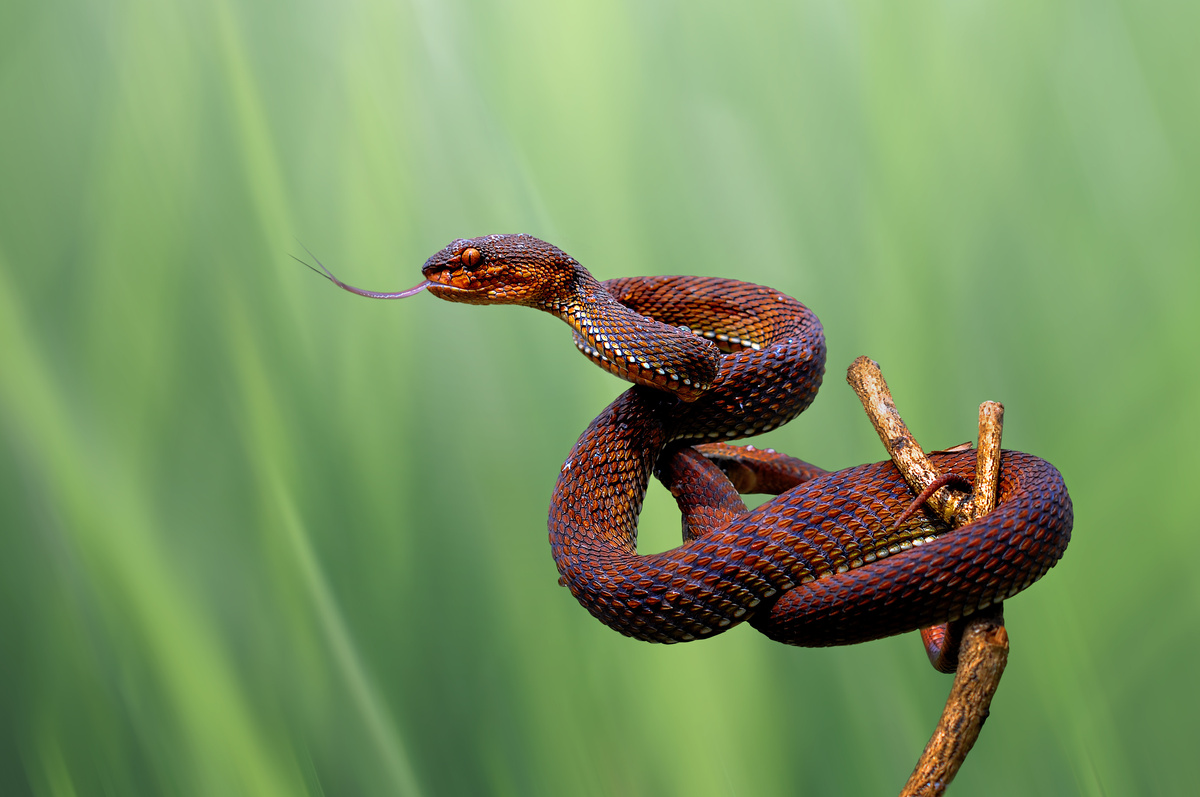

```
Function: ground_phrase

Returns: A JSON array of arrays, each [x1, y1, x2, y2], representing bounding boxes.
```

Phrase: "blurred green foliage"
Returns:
[[1, 0, 1197, 794]]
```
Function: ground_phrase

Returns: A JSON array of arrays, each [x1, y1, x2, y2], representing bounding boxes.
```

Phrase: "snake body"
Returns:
[[544, 272, 1071, 644], [316, 234, 1073, 646]]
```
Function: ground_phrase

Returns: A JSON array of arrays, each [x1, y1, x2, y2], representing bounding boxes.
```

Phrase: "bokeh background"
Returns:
[[1, 0, 1196, 794]]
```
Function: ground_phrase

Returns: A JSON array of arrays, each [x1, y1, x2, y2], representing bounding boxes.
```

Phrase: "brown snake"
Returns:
[[307, 234, 1073, 648]]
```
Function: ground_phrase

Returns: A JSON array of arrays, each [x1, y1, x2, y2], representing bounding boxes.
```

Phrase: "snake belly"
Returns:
[[548, 276, 1073, 644]]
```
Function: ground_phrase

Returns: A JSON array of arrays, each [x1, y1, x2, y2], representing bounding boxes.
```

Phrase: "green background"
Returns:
[[1, 0, 1196, 794]]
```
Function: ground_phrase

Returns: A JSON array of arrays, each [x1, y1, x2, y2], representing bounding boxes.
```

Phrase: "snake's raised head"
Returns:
[[422, 234, 586, 307], [299, 234, 591, 307], [303, 233, 724, 401]]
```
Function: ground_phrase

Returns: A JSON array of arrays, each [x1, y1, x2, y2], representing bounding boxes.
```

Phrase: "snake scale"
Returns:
[[311, 234, 1073, 647]]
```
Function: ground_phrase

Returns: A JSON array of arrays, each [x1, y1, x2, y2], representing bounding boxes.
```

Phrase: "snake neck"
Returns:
[[534, 273, 722, 402]]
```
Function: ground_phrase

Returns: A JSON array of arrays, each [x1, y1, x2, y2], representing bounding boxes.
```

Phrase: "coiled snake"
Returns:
[[309, 234, 1073, 649]]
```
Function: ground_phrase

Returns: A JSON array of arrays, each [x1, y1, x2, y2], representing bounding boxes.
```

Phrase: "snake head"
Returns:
[[422, 234, 585, 307]]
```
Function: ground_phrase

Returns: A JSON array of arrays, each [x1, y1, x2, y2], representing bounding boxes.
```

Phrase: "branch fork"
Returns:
[[846, 356, 1008, 797]]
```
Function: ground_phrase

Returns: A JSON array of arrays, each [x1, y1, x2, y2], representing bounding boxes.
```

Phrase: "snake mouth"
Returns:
[[421, 265, 495, 299], [422, 268, 470, 290]]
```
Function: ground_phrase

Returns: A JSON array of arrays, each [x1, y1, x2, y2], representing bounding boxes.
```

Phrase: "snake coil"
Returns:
[[310, 234, 1073, 647]]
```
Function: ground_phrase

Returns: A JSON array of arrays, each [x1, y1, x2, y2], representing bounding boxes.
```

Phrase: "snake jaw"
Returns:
[[422, 267, 473, 296], [422, 269, 514, 304]]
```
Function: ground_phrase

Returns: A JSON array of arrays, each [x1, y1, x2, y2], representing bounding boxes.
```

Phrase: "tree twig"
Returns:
[[845, 357, 1009, 796], [846, 357, 969, 523], [901, 605, 1007, 796]]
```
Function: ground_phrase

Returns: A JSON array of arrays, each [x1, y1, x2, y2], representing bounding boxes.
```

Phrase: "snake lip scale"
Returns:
[[313, 233, 1073, 647]]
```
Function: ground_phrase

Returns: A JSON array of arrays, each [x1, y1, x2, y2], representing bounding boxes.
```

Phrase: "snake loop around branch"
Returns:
[[309, 233, 1073, 646]]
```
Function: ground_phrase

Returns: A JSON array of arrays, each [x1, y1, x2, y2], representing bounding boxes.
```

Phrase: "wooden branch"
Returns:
[[845, 358, 967, 523], [969, 401, 1004, 522], [902, 605, 1007, 796], [845, 357, 1010, 797]]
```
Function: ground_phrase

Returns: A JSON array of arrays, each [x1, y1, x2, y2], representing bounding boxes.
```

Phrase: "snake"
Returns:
[[307, 233, 1073, 648]]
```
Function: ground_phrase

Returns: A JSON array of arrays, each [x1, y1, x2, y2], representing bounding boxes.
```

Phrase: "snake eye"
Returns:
[[460, 247, 482, 270]]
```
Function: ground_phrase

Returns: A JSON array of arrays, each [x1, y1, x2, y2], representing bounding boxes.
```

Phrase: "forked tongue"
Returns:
[[295, 249, 430, 299]]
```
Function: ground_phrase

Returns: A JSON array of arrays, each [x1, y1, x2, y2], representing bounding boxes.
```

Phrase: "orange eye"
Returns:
[[460, 247, 481, 269]]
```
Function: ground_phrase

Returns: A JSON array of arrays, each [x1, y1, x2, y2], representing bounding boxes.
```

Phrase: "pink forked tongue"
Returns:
[[327, 277, 430, 300], [294, 249, 430, 299]]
